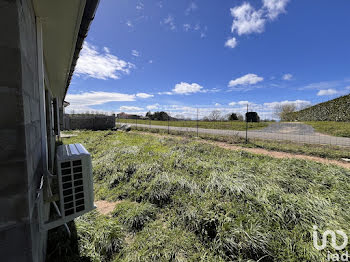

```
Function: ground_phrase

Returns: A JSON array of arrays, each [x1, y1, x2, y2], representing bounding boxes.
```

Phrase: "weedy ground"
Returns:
[[304, 121, 350, 138], [48, 130, 350, 262]]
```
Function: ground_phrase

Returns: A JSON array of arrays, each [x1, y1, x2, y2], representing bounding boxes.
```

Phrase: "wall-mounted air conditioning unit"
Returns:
[[40, 143, 95, 231], [57, 143, 95, 219]]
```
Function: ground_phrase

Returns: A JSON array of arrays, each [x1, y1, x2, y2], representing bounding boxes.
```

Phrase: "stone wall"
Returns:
[[0, 1, 49, 261], [64, 114, 116, 130]]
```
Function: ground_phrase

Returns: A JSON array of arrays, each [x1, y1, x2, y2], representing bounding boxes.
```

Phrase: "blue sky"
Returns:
[[67, 0, 350, 119]]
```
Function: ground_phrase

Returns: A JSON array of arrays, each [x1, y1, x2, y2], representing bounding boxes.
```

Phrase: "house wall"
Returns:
[[0, 0, 50, 261]]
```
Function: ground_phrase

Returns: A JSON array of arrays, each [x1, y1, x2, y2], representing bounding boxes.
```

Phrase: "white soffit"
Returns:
[[33, 0, 86, 99]]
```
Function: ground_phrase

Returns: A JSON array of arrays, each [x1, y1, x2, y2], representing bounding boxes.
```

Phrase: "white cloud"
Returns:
[[162, 15, 176, 30], [230, 0, 289, 36], [149, 60, 153, 64], [65, 91, 136, 113], [229, 101, 251, 106], [146, 104, 160, 110], [183, 24, 191, 32], [136, 2, 144, 10], [215, 103, 221, 107], [132, 50, 140, 57], [282, 73, 293, 80], [158, 91, 174, 95], [225, 37, 238, 48], [66, 92, 136, 106], [75, 42, 134, 80], [173, 82, 204, 94], [238, 101, 250, 105], [136, 93, 153, 98], [230, 3, 266, 35], [65, 91, 153, 113], [317, 89, 339, 96], [263, 0, 289, 20], [228, 74, 264, 87], [120, 106, 143, 111], [185, 2, 198, 15], [126, 20, 133, 27], [346, 86, 350, 90], [264, 100, 311, 109], [200, 32, 206, 38], [303, 81, 339, 90]]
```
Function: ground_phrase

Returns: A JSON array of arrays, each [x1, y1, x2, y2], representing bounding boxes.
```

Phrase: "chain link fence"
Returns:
[[116, 106, 350, 148]]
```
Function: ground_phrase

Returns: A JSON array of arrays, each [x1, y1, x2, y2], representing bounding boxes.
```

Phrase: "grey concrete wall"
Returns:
[[0, 1, 49, 261], [64, 114, 116, 130]]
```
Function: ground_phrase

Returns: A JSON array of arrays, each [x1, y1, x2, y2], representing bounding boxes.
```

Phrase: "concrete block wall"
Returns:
[[64, 114, 116, 130], [0, 1, 49, 261]]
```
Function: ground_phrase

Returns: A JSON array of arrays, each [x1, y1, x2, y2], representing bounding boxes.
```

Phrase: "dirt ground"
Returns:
[[203, 140, 350, 169], [95, 200, 122, 215]]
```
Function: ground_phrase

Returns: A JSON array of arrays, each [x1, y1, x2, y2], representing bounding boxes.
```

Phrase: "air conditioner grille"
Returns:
[[60, 160, 85, 216]]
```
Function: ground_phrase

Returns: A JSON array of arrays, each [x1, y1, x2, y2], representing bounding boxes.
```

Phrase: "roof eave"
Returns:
[[63, 0, 100, 101]]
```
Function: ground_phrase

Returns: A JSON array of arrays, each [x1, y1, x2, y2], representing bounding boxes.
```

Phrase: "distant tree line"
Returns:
[[203, 110, 262, 122], [146, 111, 177, 121], [116, 110, 270, 122]]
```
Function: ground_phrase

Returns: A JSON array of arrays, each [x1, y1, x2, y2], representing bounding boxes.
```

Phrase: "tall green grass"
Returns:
[[52, 130, 350, 262]]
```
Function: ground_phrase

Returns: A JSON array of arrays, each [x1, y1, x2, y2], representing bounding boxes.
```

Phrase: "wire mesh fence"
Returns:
[[115, 106, 350, 148]]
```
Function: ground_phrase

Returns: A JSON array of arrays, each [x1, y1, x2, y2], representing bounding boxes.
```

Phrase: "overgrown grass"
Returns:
[[117, 119, 270, 131], [133, 126, 350, 160], [46, 211, 123, 262], [52, 130, 350, 261], [112, 201, 157, 232], [304, 121, 350, 137]]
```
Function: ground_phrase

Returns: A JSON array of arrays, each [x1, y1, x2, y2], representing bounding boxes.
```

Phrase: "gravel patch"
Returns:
[[257, 122, 315, 135]]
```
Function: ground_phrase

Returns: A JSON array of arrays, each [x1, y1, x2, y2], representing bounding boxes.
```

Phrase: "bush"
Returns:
[[293, 94, 350, 121], [228, 113, 239, 121], [245, 112, 260, 122]]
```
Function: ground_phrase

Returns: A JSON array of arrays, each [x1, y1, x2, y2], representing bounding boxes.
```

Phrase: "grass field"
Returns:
[[117, 119, 270, 131], [48, 130, 350, 262], [304, 121, 350, 137], [134, 126, 350, 160]]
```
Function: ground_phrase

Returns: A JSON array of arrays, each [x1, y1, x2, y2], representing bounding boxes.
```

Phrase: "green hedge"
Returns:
[[293, 94, 350, 122]]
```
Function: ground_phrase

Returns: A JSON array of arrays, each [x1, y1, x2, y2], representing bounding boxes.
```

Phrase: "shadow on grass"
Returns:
[[46, 221, 90, 262]]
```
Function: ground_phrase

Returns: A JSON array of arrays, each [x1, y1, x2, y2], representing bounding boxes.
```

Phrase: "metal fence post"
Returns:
[[245, 104, 248, 143], [196, 108, 199, 137], [168, 113, 170, 134]]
